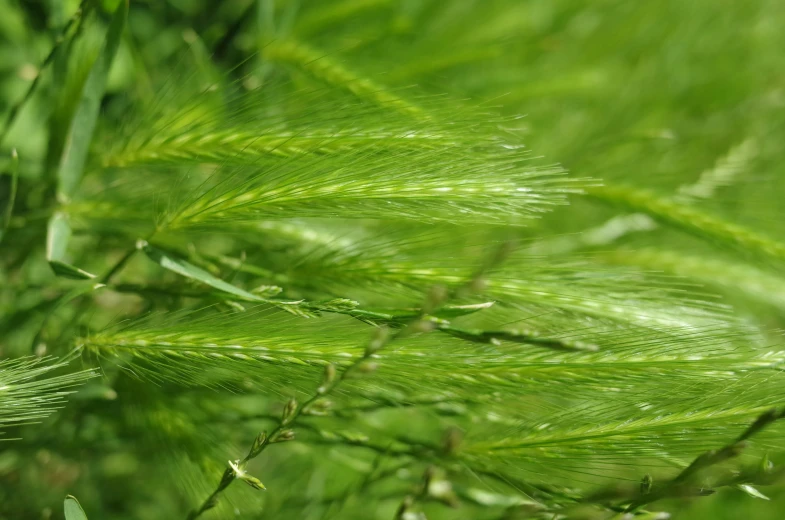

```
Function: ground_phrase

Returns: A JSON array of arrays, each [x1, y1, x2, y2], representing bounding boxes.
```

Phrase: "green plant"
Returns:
[[64, 495, 88, 520], [2, 1, 785, 519]]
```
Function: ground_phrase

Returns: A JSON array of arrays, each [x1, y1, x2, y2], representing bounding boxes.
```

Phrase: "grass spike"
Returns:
[[588, 184, 785, 264], [263, 39, 426, 118]]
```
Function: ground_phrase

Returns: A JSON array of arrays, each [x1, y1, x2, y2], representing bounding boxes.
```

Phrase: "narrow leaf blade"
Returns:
[[432, 302, 495, 319], [139, 242, 263, 302], [46, 211, 71, 263], [46, 212, 95, 279], [737, 484, 770, 500], [57, 0, 128, 200], [64, 495, 88, 520]]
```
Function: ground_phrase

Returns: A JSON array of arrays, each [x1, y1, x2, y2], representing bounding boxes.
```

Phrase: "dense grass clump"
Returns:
[[2, 1, 785, 519]]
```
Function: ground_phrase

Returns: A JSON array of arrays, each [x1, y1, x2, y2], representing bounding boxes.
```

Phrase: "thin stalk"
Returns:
[[32, 233, 155, 354], [394, 467, 435, 520], [623, 408, 785, 511], [185, 326, 395, 519], [106, 280, 591, 353], [186, 247, 514, 518], [99, 245, 140, 284]]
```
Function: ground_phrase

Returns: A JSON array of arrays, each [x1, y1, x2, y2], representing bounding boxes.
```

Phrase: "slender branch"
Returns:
[[186, 243, 517, 518], [185, 325, 396, 519], [99, 241, 153, 288], [394, 467, 435, 520], [32, 233, 156, 354], [623, 407, 785, 511]]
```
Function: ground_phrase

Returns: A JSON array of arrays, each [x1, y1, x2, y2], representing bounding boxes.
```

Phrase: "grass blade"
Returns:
[[139, 241, 266, 302], [64, 495, 88, 520], [56, 0, 127, 201], [46, 212, 95, 279]]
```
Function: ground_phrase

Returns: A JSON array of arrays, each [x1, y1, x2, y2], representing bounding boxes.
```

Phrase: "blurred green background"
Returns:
[[2, 0, 785, 518]]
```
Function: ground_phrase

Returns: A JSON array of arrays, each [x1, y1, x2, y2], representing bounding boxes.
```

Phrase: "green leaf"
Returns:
[[461, 487, 533, 507], [46, 212, 70, 263], [431, 302, 495, 319], [64, 495, 88, 520], [46, 212, 96, 279], [0, 149, 18, 243], [56, 0, 128, 200], [737, 484, 770, 500], [49, 261, 96, 280], [139, 241, 265, 302]]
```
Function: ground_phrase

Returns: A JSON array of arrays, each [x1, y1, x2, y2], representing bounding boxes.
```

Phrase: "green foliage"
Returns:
[[55, 0, 127, 201], [0, 149, 16, 243], [64, 495, 88, 520], [2, 1, 785, 519]]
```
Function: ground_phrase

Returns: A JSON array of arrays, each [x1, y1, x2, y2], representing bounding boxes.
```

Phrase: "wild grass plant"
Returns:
[[2, 1, 785, 519]]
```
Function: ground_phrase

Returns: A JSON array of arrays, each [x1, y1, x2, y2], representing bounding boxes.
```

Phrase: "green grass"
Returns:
[[2, 1, 785, 519]]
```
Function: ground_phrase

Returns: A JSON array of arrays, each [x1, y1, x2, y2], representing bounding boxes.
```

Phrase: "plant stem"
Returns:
[[186, 247, 514, 518], [624, 407, 785, 511], [99, 245, 139, 284], [185, 327, 393, 519]]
